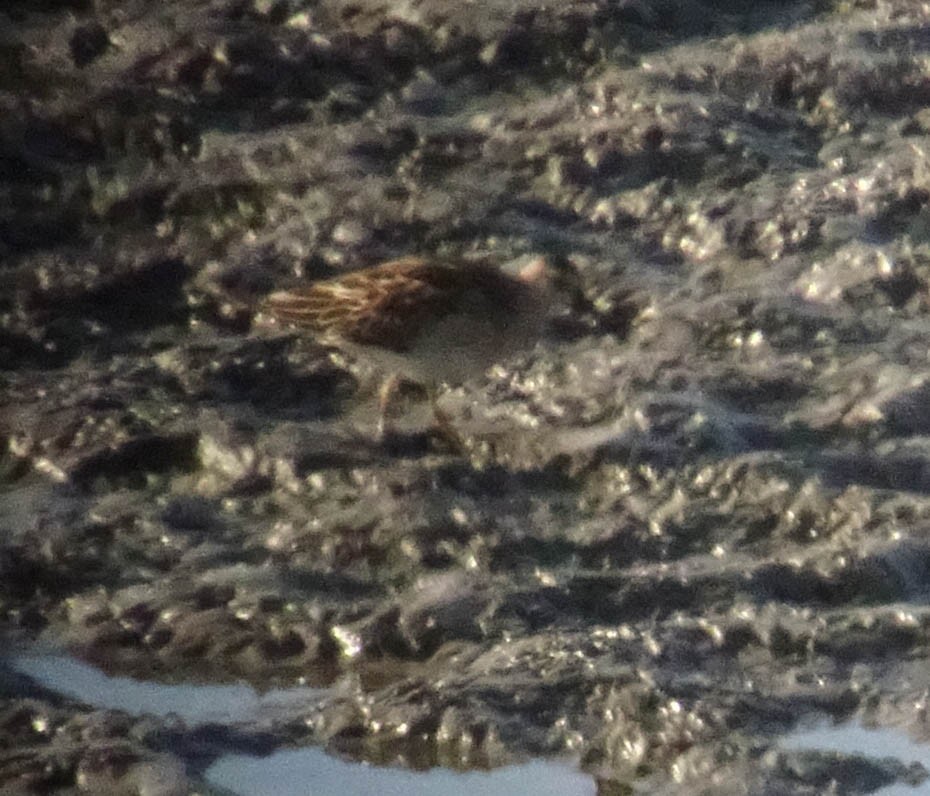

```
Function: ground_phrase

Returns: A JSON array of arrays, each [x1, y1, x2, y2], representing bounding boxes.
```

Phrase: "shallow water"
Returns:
[[10, 653, 595, 796], [10, 653, 323, 725], [206, 751, 595, 796], [783, 720, 930, 796]]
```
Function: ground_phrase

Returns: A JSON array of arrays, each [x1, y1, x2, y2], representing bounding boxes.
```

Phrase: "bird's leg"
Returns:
[[429, 389, 466, 451], [376, 373, 402, 439]]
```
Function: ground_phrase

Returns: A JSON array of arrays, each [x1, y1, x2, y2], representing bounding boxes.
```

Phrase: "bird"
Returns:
[[259, 254, 569, 441]]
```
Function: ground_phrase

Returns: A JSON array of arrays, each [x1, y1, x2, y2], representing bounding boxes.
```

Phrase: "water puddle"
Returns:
[[9, 653, 595, 796], [206, 751, 595, 796], [9, 653, 321, 725], [782, 720, 930, 796]]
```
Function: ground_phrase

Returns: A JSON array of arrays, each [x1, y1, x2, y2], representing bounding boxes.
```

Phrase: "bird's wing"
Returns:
[[263, 257, 475, 352]]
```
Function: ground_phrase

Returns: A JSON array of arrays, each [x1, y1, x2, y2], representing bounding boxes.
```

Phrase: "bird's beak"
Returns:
[[516, 256, 548, 284]]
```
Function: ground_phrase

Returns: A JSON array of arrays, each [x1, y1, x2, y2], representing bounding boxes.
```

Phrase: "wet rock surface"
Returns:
[[5, 0, 930, 792]]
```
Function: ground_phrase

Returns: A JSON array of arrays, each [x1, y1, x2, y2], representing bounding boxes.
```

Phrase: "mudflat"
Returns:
[[3, 0, 930, 793]]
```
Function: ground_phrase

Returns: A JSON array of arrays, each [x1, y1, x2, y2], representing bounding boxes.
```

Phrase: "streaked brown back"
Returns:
[[263, 257, 527, 353]]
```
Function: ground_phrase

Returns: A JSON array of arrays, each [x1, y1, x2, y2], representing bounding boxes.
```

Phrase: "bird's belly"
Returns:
[[405, 313, 531, 386]]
